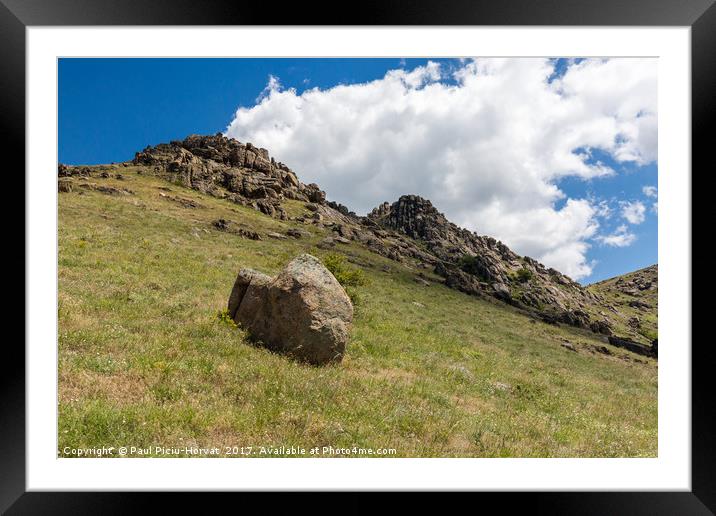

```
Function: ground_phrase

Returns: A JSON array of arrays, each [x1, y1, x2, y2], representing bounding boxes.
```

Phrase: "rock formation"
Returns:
[[132, 133, 330, 220], [368, 195, 599, 327], [228, 254, 353, 365]]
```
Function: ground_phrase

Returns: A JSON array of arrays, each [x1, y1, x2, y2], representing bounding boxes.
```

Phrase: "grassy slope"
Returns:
[[58, 167, 657, 457]]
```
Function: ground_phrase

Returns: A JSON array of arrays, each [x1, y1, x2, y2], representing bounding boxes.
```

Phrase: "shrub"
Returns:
[[215, 308, 237, 328], [459, 254, 489, 281], [323, 253, 367, 288], [515, 267, 533, 283], [322, 253, 367, 305]]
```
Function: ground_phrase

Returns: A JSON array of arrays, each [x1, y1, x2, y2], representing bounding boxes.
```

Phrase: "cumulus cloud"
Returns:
[[225, 58, 657, 279], [621, 200, 647, 225], [596, 224, 637, 247]]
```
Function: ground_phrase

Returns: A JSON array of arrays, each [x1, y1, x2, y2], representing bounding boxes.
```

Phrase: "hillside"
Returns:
[[588, 265, 658, 345], [76, 134, 657, 344], [57, 135, 658, 457]]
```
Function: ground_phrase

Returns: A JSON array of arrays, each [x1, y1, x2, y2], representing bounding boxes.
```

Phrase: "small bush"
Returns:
[[459, 254, 490, 281], [515, 268, 533, 283], [215, 308, 237, 328], [322, 253, 367, 305], [323, 253, 367, 288]]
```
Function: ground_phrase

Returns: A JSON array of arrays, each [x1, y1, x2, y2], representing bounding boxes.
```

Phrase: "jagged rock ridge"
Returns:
[[132, 133, 327, 219], [368, 195, 601, 328]]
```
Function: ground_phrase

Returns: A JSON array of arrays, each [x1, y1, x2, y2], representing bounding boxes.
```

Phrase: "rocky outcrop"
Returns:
[[212, 219, 262, 240], [58, 179, 73, 192], [133, 133, 328, 220], [368, 195, 599, 327], [608, 336, 657, 358], [368, 195, 515, 271], [228, 254, 353, 365]]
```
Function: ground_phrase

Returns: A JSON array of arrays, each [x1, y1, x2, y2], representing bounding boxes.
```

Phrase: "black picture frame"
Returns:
[[4, 0, 713, 513]]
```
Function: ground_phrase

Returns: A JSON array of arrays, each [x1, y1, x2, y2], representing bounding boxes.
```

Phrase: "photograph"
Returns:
[[56, 57, 659, 459]]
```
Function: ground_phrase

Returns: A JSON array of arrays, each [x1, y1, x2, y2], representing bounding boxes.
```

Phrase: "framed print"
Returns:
[[5, 0, 714, 512]]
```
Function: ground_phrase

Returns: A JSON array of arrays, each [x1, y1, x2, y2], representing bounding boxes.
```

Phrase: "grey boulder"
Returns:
[[228, 254, 353, 365]]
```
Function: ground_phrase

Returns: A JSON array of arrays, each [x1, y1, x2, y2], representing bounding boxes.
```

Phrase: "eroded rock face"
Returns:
[[368, 194, 594, 322], [132, 133, 326, 220], [228, 254, 353, 365]]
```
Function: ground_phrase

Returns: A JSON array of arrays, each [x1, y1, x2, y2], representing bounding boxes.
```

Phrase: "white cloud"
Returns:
[[621, 200, 647, 225], [596, 224, 637, 247], [256, 75, 281, 102], [593, 199, 612, 219], [225, 58, 657, 280], [642, 185, 657, 198]]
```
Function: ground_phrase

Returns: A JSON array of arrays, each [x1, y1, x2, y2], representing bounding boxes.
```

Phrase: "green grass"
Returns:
[[58, 167, 657, 457]]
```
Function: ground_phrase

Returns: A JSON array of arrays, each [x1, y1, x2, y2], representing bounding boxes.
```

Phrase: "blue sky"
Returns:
[[59, 58, 657, 284], [59, 58, 440, 165]]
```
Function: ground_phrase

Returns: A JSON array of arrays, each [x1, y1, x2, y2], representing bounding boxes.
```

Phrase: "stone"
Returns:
[[159, 192, 200, 208], [317, 237, 336, 249], [227, 268, 272, 322], [608, 336, 655, 358], [629, 299, 651, 309], [58, 179, 73, 193], [590, 319, 613, 336], [304, 183, 326, 203], [589, 344, 612, 356], [212, 219, 261, 240], [561, 342, 577, 352], [492, 282, 512, 302], [228, 254, 353, 365], [79, 183, 134, 196]]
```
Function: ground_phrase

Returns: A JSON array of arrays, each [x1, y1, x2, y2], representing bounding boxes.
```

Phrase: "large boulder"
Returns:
[[227, 254, 353, 365]]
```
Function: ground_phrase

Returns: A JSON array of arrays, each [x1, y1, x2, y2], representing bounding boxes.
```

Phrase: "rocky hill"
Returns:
[[367, 195, 600, 327], [588, 265, 658, 345], [131, 133, 326, 219], [59, 133, 657, 348]]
